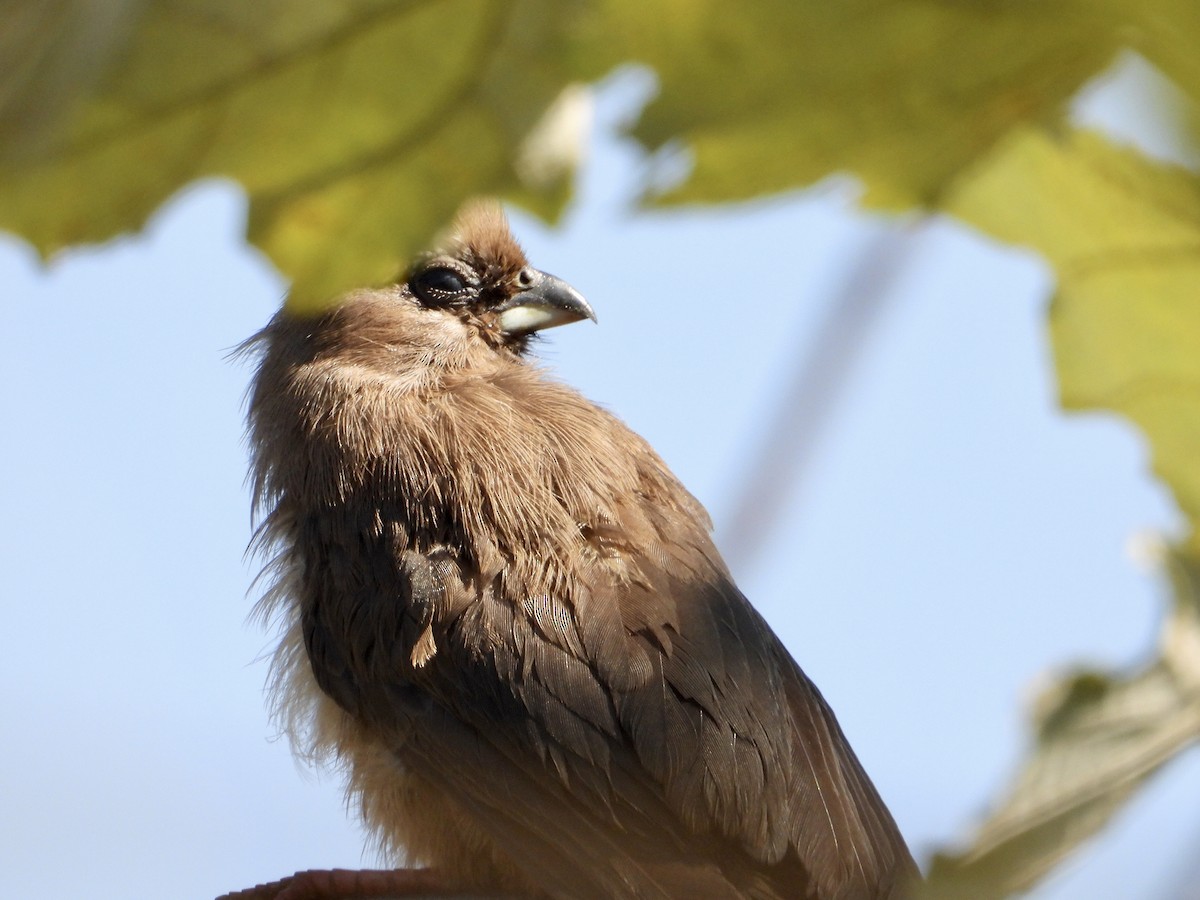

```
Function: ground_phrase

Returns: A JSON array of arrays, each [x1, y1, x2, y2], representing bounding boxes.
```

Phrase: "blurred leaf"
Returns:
[[5, 1, 1200, 308], [922, 548, 1200, 898], [1124, 0, 1200, 103], [0, 0, 598, 312], [613, 0, 1200, 210], [0, 0, 142, 162], [613, 0, 1119, 208], [948, 128, 1200, 552]]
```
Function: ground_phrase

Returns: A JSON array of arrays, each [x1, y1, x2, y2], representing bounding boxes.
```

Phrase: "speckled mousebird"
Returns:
[[240, 202, 918, 900]]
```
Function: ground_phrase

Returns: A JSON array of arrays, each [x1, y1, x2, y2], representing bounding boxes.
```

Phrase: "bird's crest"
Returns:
[[441, 199, 529, 279]]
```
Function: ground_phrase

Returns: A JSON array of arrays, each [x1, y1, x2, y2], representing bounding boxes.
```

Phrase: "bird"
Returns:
[[239, 202, 919, 900]]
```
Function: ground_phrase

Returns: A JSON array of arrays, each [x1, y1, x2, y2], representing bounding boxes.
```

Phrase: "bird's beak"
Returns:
[[496, 269, 596, 336]]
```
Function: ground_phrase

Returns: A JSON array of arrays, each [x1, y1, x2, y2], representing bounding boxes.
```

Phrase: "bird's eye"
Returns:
[[411, 266, 470, 305]]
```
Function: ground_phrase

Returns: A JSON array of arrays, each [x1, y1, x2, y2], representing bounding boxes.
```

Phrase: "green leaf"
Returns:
[[6, 2, 1200, 306], [947, 128, 1200, 551], [610, 0, 1118, 208], [0, 0, 598, 312], [922, 548, 1200, 898], [0, 1, 142, 163]]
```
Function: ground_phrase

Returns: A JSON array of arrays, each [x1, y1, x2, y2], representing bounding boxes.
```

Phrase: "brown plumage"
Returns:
[[243, 203, 918, 899]]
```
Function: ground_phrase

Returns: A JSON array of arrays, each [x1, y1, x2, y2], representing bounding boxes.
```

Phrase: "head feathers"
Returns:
[[440, 200, 529, 282]]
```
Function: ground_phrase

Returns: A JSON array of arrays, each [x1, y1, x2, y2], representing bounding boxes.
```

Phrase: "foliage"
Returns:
[[3, 1, 1199, 893], [923, 548, 1200, 897]]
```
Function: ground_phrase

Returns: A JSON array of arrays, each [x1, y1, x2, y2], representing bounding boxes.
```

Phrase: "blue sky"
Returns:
[[2, 62, 1197, 899]]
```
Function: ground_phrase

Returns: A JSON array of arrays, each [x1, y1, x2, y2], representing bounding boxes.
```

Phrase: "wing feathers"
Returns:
[[392, 540, 915, 897]]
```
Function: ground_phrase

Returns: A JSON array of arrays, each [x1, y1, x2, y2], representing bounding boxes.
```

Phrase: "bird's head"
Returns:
[[401, 201, 595, 356], [258, 203, 594, 384]]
